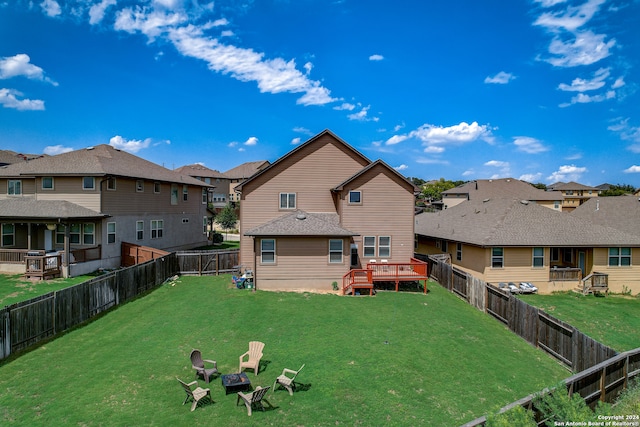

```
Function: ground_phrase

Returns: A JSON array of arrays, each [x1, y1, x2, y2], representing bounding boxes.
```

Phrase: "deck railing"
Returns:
[[25, 253, 62, 279], [0, 249, 34, 264], [549, 267, 582, 281]]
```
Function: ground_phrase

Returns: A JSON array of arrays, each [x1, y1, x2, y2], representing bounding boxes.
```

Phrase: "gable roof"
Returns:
[[552, 181, 599, 191], [415, 198, 640, 247], [0, 198, 108, 220], [235, 130, 371, 193], [0, 150, 45, 166], [0, 145, 208, 187], [571, 195, 640, 238], [224, 160, 270, 180], [332, 159, 418, 193], [244, 210, 358, 236], [174, 164, 230, 179], [442, 178, 562, 202]]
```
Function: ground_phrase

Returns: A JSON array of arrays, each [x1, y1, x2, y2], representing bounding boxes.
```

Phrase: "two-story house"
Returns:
[[224, 161, 270, 203], [0, 145, 212, 277], [174, 164, 231, 212], [549, 181, 599, 212], [235, 130, 420, 292], [441, 178, 564, 210]]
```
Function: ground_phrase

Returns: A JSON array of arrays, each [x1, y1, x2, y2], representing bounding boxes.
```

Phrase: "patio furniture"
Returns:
[[273, 364, 305, 396], [236, 386, 272, 416], [190, 349, 218, 384], [221, 372, 252, 394], [232, 275, 246, 289], [239, 341, 264, 375], [176, 377, 213, 411]]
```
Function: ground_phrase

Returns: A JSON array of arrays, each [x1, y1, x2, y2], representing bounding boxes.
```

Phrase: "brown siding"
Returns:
[[593, 247, 640, 293]]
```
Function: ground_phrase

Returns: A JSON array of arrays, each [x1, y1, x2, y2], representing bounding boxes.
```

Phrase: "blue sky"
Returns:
[[1, 0, 639, 186]]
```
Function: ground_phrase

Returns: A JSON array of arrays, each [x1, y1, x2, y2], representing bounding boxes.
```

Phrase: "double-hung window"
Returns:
[[8, 180, 21, 195], [532, 247, 544, 267], [456, 243, 462, 261], [363, 236, 376, 257], [492, 247, 504, 268], [83, 177, 95, 190], [107, 222, 116, 244], [609, 247, 631, 267], [261, 239, 276, 264], [42, 177, 54, 190], [2, 224, 15, 247], [170, 184, 178, 205], [151, 220, 164, 239], [136, 221, 144, 240], [378, 236, 391, 258], [83, 224, 95, 244], [329, 239, 343, 263], [279, 193, 296, 209], [183, 185, 188, 201]]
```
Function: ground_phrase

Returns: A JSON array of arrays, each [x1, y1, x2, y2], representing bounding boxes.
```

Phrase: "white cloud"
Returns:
[[244, 136, 258, 146], [485, 160, 509, 168], [228, 141, 237, 148], [333, 102, 355, 111], [558, 67, 609, 92], [115, 7, 188, 41], [0, 88, 45, 111], [293, 126, 312, 135], [543, 31, 615, 67], [0, 54, 58, 85], [462, 169, 475, 177], [612, 76, 625, 89], [394, 164, 408, 171], [560, 90, 615, 107], [484, 71, 516, 84], [533, 0, 606, 32], [534, 0, 567, 7], [43, 145, 73, 155], [513, 136, 549, 154], [385, 134, 408, 146], [408, 121, 493, 154], [347, 105, 378, 122], [519, 173, 543, 182], [89, 0, 116, 25], [211, 18, 229, 27], [546, 164, 587, 182], [623, 165, 640, 174], [393, 123, 405, 132], [220, 30, 234, 37], [369, 54, 384, 61], [608, 118, 640, 152], [291, 137, 301, 145], [423, 146, 445, 154], [109, 135, 151, 153], [415, 157, 450, 165], [40, 0, 61, 17], [166, 24, 336, 106]]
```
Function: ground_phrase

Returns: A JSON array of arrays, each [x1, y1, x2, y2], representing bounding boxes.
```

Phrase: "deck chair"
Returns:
[[236, 386, 272, 416], [273, 364, 305, 396], [190, 349, 218, 384], [176, 377, 213, 411], [239, 341, 265, 375]]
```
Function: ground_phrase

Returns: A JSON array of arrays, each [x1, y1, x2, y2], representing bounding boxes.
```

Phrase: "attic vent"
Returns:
[[86, 146, 94, 150], [483, 198, 490, 203], [296, 212, 307, 220], [520, 200, 529, 205]]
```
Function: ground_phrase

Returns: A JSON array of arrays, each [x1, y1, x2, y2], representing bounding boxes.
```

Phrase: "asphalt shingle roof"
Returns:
[[0, 198, 107, 220], [224, 161, 270, 180], [415, 198, 640, 247], [174, 164, 230, 179], [244, 210, 359, 237], [571, 195, 640, 238], [0, 145, 208, 187], [442, 178, 562, 202]]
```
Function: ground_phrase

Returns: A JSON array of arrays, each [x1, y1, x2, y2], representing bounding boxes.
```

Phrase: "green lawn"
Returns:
[[0, 276, 569, 426], [0, 273, 99, 307], [519, 292, 640, 352]]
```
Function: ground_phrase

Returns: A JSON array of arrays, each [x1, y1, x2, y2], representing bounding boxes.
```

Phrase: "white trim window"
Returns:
[[83, 177, 95, 190], [203, 216, 208, 234], [202, 188, 208, 204], [170, 184, 178, 205], [8, 180, 21, 195], [183, 185, 188, 201], [106, 177, 116, 190], [609, 247, 631, 267], [2, 224, 15, 247], [492, 247, 504, 268], [261, 239, 276, 264], [136, 180, 144, 192], [363, 236, 376, 257], [348, 190, 362, 204], [42, 177, 54, 190], [279, 193, 296, 209], [107, 222, 116, 244], [329, 239, 343, 263], [378, 236, 391, 258], [532, 247, 544, 267], [154, 182, 161, 193], [136, 221, 144, 240], [151, 220, 164, 239], [456, 242, 462, 261], [83, 224, 95, 245], [68, 224, 81, 244]]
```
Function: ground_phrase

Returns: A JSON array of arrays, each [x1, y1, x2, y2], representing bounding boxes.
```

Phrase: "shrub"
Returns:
[[535, 384, 595, 426], [485, 405, 536, 427], [211, 231, 224, 244]]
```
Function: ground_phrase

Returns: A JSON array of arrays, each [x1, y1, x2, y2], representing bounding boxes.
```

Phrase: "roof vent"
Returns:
[[520, 200, 529, 205], [86, 146, 94, 150], [483, 198, 490, 203], [296, 212, 307, 220]]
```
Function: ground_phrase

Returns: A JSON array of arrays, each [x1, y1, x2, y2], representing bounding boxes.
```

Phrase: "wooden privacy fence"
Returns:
[[0, 253, 179, 361], [176, 249, 239, 275]]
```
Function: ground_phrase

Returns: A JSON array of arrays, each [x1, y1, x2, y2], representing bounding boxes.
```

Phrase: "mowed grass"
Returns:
[[518, 292, 640, 352], [0, 276, 569, 426], [0, 273, 98, 307]]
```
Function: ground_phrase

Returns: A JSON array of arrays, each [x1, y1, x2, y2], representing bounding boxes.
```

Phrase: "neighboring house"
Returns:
[[441, 178, 564, 211], [174, 164, 231, 211], [224, 160, 270, 203], [0, 150, 44, 166], [0, 145, 212, 277], [414, 197, 640, 294], [235, 130, 418, 291], [549, 181, 600, 212]]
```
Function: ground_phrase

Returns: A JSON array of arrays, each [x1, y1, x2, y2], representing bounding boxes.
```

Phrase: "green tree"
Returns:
[[217, 203, 237, 239], [421, 178, 462, 201], [600, 184, 636, 196]]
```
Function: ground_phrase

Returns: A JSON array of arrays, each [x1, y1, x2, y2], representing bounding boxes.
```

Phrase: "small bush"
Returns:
[[535, 384, 594, 426], [211, 231, 224, 244], [485, 405, 536, 427]]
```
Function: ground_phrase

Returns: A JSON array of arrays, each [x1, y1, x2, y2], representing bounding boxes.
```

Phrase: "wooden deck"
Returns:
[[342, 258, 429, 295]]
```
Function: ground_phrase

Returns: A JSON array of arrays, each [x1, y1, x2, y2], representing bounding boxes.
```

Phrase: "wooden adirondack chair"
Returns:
[[273, 364, 305, 396], [239, 341, 265, 375], [190, 349, 218, 384], [236, 386, 272, 416], [176, 377, 213, 411]]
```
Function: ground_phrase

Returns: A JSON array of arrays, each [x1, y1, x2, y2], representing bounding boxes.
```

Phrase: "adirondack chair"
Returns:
[[236, 386, 272, 416], [176, 377, 213, 412], [273, 364, 305, 396], [239, 341, 265, 375], [190, 349, 218, 384]]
